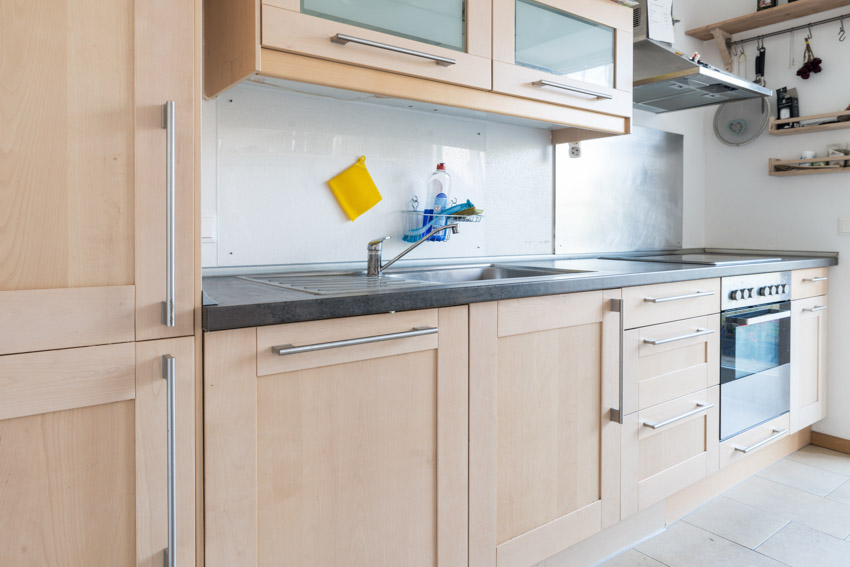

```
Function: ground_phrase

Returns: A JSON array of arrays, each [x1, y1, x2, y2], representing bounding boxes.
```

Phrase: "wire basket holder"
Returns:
[[402, 196, 482, 242]]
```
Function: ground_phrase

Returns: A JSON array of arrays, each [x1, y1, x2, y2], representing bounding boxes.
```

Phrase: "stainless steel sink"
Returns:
[[238, 264, 595, 295]]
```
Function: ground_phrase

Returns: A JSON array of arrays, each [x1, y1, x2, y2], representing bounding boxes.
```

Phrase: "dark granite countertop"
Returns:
[[202, 250, 837, 331]]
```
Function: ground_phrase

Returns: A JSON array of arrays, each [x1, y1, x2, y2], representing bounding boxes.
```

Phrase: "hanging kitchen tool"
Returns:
[[713, 97, 771, 146], [754, 38, 766, 87], [796, 26, 823, 79], [839, 17, 846, 42]]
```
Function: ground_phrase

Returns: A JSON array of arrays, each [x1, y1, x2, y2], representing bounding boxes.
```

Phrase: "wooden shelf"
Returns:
[[686, 0, 850, 41], [769, 156, 850, 176], [769, 110, 850, 136]]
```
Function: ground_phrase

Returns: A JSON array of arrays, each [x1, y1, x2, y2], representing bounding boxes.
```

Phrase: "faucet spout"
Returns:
[[366, 224, 459, 276]]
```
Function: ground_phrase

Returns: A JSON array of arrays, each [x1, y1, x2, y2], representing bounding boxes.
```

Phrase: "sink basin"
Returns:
[[392, 264, 594, 283]]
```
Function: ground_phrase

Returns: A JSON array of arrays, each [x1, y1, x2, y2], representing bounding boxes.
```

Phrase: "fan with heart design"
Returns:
[[713, 97, 771, 146]]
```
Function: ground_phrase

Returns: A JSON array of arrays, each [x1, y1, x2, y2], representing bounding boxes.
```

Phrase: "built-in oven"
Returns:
[[719, 272, 792, 441]]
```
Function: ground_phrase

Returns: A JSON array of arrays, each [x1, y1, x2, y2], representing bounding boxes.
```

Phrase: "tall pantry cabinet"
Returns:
[[0, 0, 198, 565]]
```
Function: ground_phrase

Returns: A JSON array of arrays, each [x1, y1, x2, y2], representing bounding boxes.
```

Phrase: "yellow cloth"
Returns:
[[327, 156, 382, 221]]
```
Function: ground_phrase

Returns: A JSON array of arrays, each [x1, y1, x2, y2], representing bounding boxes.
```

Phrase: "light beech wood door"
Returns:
[[469, 290, 621, 567], [790, 295, 828, 433], [0, 337, 195, 566], [0, 0, 195, 353], [205, 307, 469, 567]]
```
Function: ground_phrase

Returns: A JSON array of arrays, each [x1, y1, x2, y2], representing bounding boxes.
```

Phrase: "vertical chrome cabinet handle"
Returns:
[[610, 298, 624, 424], [162, 355, 177, 567], [161, 102, 176, 327]]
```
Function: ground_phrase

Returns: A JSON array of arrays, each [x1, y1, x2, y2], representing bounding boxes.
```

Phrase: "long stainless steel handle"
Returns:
[[804, 305, 828, 312], [727, 311, 791, 326], [531, 80, 613, 100], [330, 33, 456, 66], [643, 402, 714, 430], [161, 101, 176, 327], [161, 355, 177, 567], [734, 428, 787, 454], [643, 290, 715, 303], [804, 276, 828, 282], [643, 328, 714, 346], [272, 326, 438, 356], [610, 299, 624, 424]]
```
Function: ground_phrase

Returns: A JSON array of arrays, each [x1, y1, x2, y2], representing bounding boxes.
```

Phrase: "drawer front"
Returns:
[[719, 413, 790, 469], [622, 279, 721, 329], [623, 315, 720, 414], [261, 3, 492, 90], [621, 387, 719, 517], [792, 268, 829, 300], [257, 309, 439, 376]]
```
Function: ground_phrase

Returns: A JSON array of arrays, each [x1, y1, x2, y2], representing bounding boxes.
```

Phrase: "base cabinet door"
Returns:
[[791, 295, 828, 433], [0, 337, 195, 566], [204, 307, 469, 567], [469, 291, 620, 567]]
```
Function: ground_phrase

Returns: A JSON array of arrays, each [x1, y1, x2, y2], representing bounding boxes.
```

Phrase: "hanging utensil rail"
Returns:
[[729, 12, 850, 47]]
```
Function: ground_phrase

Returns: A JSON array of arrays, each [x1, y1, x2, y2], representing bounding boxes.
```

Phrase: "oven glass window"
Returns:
[[721, 302, 790, 384]]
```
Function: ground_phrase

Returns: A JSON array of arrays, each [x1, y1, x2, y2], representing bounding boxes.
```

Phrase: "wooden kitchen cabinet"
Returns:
[[469, 290, 621, 567], [492, 0, 633, 118], [791, 295, 828, 433], [0, 337, 196, 566], [0, 0, 196, 353], [204, 307, 469, 567]]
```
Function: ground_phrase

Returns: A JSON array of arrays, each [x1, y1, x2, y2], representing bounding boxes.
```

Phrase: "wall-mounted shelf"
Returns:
[[769, 110, 850, 136], [686, 0, 850, 41], [769, 156, 850, 176]]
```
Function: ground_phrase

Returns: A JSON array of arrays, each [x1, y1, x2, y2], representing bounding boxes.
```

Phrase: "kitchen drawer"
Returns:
[[623, 315, 719, 414], [622, 279, 721, 329], [256, 309, 439, 376], [791, 268, 829, 300], [719, 413, 790, 469], [621, 386, 719, 518]]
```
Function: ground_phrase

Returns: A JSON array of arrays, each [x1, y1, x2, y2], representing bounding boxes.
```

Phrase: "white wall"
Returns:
[[202, 83, 553, 267]]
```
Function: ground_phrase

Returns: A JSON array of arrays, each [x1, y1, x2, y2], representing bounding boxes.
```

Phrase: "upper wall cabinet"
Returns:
[[492, 0, 633, 117], [261, 0, 492, 89], [205, 0, 633, 139]]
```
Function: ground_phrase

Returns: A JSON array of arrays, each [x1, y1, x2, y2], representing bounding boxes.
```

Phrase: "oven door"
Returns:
[[720, 301, 791, 441]]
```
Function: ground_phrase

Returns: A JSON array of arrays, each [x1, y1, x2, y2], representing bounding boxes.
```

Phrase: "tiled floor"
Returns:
[[599, 445, 850, 567]]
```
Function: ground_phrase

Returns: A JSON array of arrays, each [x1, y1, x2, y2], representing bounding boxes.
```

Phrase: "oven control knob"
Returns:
[[730, 290, 739, 300], [773, 285, 780, 294], [781, 284, 788, 294], [747, 288, 755, 298], [759, 286, 767, 296]]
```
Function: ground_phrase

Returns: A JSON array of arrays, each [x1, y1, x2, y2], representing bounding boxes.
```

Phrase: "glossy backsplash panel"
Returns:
[[203, 83, 553, 267]]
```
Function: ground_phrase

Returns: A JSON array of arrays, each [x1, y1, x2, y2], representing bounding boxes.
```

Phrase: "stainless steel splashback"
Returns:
[[555, 126, 683, 253]]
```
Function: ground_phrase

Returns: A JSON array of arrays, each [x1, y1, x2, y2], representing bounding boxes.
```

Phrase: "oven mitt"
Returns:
[[327, 156, 382, 221]]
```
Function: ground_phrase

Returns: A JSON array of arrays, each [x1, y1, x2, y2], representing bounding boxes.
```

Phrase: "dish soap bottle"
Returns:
[[424, 163, 451, 241]]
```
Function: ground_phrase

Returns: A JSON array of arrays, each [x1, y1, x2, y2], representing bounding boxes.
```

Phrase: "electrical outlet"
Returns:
[[569, 143, 581, 158], [840, 218, 850, 234]]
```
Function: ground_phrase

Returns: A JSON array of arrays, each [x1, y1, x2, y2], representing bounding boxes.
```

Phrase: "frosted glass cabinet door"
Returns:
[[493, 0, 633, 118], [261, 0, 492, 89]]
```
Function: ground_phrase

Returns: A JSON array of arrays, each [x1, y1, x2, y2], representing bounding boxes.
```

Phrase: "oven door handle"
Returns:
[[726, 310, 791, 326]]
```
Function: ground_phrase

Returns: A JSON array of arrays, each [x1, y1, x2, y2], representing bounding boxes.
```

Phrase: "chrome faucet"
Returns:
[[367, 224, 459, 276]]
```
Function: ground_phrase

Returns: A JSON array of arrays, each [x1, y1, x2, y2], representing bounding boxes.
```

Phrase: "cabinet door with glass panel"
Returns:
[[493, 0, 632, 117], [261, 0, 491, 89]]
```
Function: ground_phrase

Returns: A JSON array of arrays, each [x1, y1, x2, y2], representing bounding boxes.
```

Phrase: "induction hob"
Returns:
[[598, 254, 782, 266]]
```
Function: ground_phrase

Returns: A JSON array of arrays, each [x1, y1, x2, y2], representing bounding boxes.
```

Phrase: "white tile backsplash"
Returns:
[[203, 83, 554, 268]]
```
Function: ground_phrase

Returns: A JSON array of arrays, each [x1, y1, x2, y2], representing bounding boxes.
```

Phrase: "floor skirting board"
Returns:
[[811, 431, 850, 455]]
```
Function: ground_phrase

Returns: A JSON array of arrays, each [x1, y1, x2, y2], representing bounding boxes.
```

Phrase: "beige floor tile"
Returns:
[[723, 476, 850, 539], [596, 549, 667, 567], [786, 445, 850, 476], [827, 480, 850, 507], [682, 496, 788, 549], [756, 522, 850, 567], [757, 457, 849, 496], [634, 522, 785, 567]]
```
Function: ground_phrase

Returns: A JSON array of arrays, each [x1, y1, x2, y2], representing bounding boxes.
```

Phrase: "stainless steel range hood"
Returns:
[[631, 0, 772, 113], [633, 40, 773, 113]]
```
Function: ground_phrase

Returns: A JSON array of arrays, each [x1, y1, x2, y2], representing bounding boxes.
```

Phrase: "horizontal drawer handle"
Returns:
[[644, 290, 715, 303], [803, 276, 828, 282], [271, 326, 438, 356], [330, 33, 455, 66], [727, 311, 790, 326], [643, 401, 714, 430], [531, 80, 613, 100], [734, 428, 787, 454], [804, 305, 827, 312], [643, 328, 714, 346]]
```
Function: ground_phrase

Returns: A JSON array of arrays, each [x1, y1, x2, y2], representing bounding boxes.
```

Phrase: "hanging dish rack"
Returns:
[[402, 196, 483, 242]]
